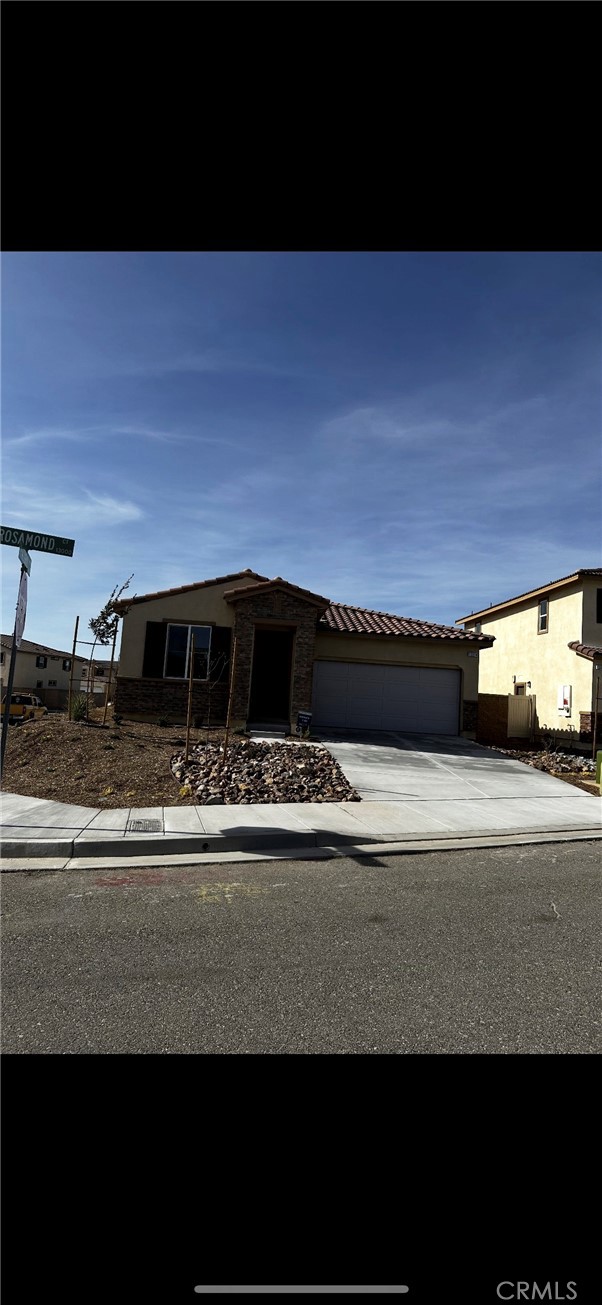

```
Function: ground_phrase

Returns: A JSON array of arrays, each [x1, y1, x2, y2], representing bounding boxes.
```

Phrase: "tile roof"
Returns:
[[0, 635, 86, 660], [112, 569, 268, 611], [457, 568, 602, 623], [320, 603, 492, 642], [568, 641, 602, 661], [223, 577, 330, 608], [111, 567, 493, 642]]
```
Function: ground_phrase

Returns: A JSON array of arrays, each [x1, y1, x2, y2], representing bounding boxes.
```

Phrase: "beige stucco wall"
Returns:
[[314, 632, 480, 699], [117, 576, 259, 679], [463, 582, 593, 730], [0, 650, 85, 694], [581, 577, 602, 646]]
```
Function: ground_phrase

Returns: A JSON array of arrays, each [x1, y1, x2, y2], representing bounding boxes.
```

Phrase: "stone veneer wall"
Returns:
[[114, 676, 230, 723], [229, 591, 324, 724]]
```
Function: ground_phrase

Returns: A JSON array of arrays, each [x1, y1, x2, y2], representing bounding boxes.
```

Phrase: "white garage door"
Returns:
[[312, 661, 461, 734]]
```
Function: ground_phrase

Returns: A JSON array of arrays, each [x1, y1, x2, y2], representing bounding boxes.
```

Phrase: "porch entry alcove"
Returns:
[[223, 577, 330, 732], [248, 626, 295, 726]]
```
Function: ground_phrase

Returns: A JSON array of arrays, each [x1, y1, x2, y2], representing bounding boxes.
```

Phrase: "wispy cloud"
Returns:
[[320, 395, 551, 451], [1, 486, 144, 530], [4, 424, 205, 449], [113, 350, 306, 380]]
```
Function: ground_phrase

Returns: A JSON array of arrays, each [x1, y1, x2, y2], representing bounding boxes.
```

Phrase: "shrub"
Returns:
[[71, 693, 89, 722], [157, 716, 171, 728]]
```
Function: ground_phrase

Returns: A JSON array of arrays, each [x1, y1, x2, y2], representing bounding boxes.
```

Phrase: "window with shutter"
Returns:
[[164, 624, 211, 679]]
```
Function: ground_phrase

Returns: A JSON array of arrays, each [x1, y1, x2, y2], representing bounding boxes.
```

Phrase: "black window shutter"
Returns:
[[142, 622, 167, 678], [597, 588, 602, 623], [209, 626, 231, 681]]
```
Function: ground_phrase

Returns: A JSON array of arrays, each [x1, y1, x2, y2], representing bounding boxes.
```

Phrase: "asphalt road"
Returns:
[[1, 842, 600, 1053]]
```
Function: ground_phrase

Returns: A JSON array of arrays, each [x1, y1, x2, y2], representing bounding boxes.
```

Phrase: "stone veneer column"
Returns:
[[228, 591, 326, 728]]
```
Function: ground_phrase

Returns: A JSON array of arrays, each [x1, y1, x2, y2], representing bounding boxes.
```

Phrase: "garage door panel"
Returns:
[[312, 661, 460, 734]]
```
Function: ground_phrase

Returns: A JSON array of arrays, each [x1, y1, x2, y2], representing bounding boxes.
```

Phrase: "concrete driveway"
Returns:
[[317, 728, 602, 812]]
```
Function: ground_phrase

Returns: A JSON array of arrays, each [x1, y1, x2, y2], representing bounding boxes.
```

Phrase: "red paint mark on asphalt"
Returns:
[[91, 867, 230, 888], [93, 872, 169, 887]]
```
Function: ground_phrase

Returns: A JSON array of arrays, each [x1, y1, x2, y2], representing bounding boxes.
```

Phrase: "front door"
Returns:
[[248, 627, 294, 723]]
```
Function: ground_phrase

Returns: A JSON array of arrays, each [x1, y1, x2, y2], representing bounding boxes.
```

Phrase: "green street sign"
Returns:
[[0, 526, 75, 557]]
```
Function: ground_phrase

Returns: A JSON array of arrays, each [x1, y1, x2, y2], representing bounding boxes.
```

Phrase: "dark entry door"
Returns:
[[248, 628, 294, 722]]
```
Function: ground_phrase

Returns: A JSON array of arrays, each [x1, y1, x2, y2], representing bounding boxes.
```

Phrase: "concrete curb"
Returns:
[[2, 824, 601, 867], [1, 828, 601, 873]]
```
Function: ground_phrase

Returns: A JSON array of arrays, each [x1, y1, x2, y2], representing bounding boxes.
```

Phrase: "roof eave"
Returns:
[[456, 569, 602, 624], [113, 570, 269, 612], [224, 580, 330, 609]]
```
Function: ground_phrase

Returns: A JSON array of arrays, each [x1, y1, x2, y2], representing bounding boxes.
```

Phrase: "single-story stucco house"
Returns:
[[113, 570, 494, 737]]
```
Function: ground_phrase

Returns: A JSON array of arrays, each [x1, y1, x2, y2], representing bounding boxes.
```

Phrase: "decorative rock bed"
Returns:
[[489, 747, 597, 775], [171, 738, 361, 805]]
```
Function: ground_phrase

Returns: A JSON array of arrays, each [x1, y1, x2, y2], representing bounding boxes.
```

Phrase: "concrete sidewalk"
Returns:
[[2, 780, 601, 866]]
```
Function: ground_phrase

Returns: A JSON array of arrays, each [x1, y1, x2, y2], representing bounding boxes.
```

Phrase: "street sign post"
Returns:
[[15, 571, 28, 648], [0, 525, 76, 777]]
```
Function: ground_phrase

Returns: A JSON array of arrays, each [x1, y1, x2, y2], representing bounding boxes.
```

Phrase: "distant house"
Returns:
[[80, 657, 119, 700], [456, 568, 602, 746], [113, 568, 492, 736], [0, 636, 86, 710]]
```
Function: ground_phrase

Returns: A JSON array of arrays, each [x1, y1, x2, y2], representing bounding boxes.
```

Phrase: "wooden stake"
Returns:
[[67, 615, 79, 720], [185, 634, 195, 764], [220, 635, 238, 770], [102, 625, 118, 727], [593, 672, 600, 760]]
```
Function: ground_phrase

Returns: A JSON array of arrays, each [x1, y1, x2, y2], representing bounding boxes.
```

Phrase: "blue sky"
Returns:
[[2, 251, 600, 655]]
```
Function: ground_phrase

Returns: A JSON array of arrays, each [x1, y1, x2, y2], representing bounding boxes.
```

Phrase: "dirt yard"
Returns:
[[1, 712, 359, 808]]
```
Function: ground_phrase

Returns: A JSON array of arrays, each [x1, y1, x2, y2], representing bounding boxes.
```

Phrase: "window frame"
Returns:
[[62, 658, 71, 672], [163, 623, 212, 681], [48, 679, 58, 687], [36, 655, 48, 668], [596, 588, 602, 624], [537, 598, 549, 634]]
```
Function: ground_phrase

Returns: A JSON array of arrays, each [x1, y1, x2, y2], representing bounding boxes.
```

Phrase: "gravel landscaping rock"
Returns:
[[483, 745, 599, 795], [489, 746, 597, 775], [171, 738, 361, 805]]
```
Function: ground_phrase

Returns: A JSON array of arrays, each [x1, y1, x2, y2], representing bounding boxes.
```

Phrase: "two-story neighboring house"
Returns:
[[0, 636, 87, 710], [456, 568, 602, 747], [80, 658, 119, 702]]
